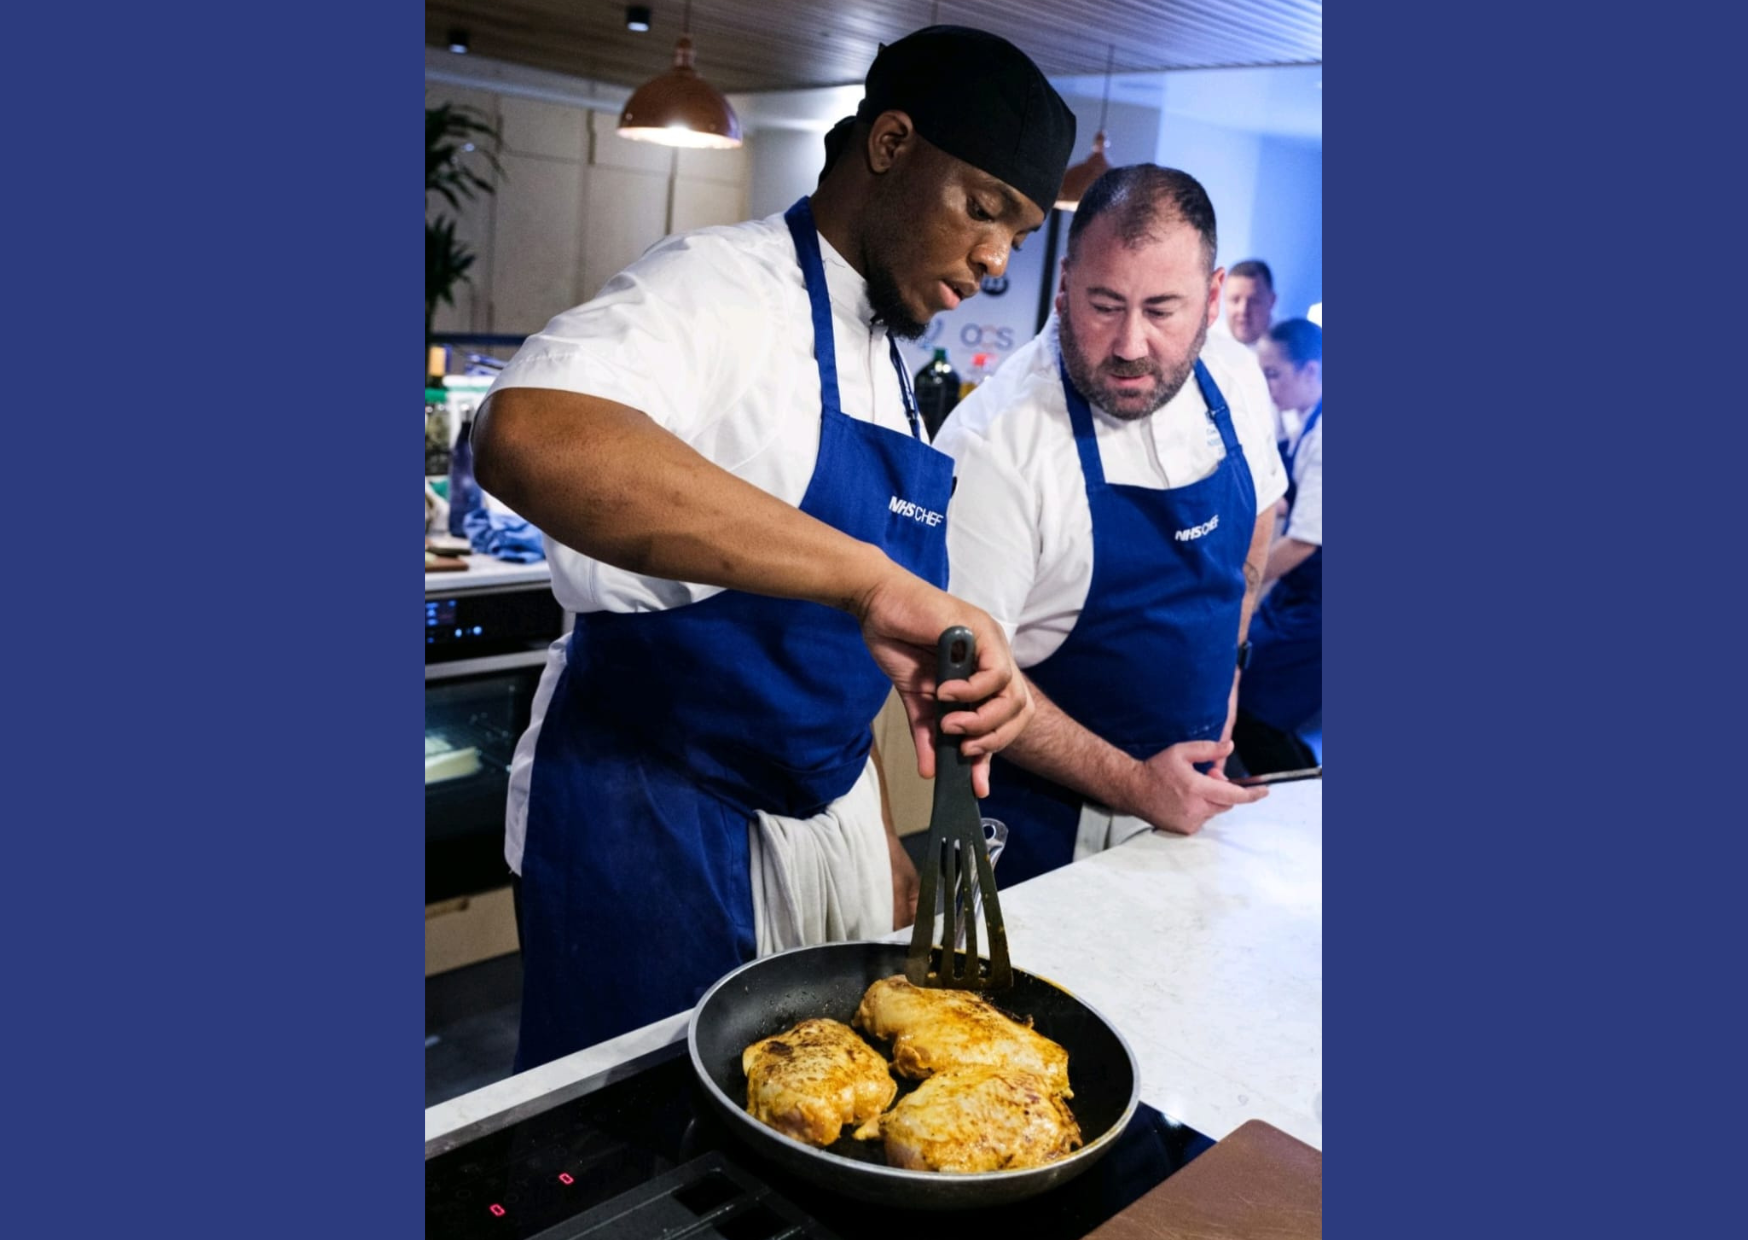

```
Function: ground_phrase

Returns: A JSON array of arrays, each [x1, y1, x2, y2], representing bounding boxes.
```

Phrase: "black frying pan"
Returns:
[[687, 940, 1140, 1210]]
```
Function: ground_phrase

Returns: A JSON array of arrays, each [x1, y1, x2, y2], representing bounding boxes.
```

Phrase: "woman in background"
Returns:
[[1235, 319, 1322, 775]]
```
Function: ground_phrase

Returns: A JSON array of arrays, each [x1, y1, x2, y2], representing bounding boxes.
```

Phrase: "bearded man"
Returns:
[[932, 164, 1287, 884]]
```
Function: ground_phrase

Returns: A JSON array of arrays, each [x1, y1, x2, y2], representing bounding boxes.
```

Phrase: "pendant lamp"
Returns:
[[1056, 46, 1116, 210], [617, 1, 742, 149]]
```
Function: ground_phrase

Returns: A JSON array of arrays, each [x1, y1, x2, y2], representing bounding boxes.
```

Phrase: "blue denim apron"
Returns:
[[1241, 401, 1322, 733], [515, 199, 952, 1069], [981, 357, 1256, 886]]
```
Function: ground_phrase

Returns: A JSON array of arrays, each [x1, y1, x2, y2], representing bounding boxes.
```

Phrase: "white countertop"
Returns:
[[425, 552, 551, 595], [426, 781, 1322, 1153]]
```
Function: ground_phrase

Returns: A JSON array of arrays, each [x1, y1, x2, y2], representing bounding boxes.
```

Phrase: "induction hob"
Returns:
[[426, 1042, 1212, 1240]]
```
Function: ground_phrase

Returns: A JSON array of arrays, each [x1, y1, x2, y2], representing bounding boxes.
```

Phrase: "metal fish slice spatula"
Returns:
[[905, 626, 1014, 992]]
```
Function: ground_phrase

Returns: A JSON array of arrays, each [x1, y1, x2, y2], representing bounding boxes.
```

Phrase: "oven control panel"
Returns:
[[427, 588, 564, 661]]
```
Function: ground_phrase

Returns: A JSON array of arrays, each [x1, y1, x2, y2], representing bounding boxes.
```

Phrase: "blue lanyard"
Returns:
[[889, 336, 922, 440]]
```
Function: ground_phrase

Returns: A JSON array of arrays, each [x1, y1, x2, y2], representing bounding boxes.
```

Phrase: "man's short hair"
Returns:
[[1064, 165, 1218, 273], [1229, 259, 1275, 291], [1269, 318, 1321, 367]]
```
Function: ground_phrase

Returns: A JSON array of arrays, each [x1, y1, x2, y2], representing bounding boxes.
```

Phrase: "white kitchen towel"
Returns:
[[748, 759, 892, 956], [1074, 801, 1153, 862]]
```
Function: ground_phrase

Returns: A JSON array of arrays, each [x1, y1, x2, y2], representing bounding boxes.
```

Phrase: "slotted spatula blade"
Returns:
[[904, 626, 1014, 991]]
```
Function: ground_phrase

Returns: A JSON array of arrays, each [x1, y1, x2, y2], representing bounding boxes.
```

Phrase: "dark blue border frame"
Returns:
[[10, 4, 1740, 1235]]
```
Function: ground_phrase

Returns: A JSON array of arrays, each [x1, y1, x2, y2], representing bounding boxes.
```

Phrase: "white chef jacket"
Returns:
[[490, 212, 900, 944], [1212, 316, 1299, 444], [1282, 411, 1322, 547], [933, 315, 1289, 668], [489, 212, 915, 616]]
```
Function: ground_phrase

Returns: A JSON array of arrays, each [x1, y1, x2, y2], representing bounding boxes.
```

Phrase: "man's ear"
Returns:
[[865, 110, 919, 174], [1054, 258, 1070, 317], [1206, 267, 1226, 328]]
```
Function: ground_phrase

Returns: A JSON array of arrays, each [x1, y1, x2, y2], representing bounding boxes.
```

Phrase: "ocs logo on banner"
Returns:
[[959, 323, 1016, 351]]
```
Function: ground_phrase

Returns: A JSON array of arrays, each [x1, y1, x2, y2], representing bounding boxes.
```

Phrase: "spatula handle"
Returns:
[[934, 625, 977, 748]]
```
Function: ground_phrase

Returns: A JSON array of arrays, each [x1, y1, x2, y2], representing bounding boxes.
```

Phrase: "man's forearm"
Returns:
[[1263, 537, 1319, 585], [1001, 675, 1141, 815], [474, 386, 899, 612], [1238, 509, 1274, 644]]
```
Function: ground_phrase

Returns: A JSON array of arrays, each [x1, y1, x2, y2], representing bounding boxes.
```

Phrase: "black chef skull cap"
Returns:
[[845, 25, 1076, 217]]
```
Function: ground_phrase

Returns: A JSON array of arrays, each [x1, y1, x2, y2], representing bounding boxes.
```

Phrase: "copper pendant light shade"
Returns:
[[1055, 132, 1110, 211], [1056, 45, 1117, 211], [617, 9, 743, 150]]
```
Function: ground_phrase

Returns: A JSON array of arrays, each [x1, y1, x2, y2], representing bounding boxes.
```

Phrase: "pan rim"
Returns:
[[686, 939, 1142, 1185]]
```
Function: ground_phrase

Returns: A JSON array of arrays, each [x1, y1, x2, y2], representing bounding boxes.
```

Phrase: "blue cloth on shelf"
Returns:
[[462, 505, 546, 563]]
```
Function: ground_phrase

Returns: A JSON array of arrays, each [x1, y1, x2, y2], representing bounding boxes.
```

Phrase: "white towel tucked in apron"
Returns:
[[748, 758, 892, 956], [1074, 801, 1153, 861]]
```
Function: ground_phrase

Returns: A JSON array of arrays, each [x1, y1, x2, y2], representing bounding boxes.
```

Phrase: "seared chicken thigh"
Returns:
[[853, 976, 1072, 1097], [879, 1066, 1083, 1172], [742, 1018, 897, 1146]]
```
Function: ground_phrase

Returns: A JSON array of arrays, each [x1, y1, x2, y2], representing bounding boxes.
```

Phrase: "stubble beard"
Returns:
[[1059, 304, 1207, 422], [862, 209, 930, 342]]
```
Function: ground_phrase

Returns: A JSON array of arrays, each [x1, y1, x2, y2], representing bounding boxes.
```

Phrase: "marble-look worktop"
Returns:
[[424, 551, 551, 596], [426, 781, 1322, 1154]]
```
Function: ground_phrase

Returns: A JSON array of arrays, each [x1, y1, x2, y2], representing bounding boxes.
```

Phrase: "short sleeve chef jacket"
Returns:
[[492, 213, 909, 872], [489, 212, 915, 614], [933, 317, 1288, 668]]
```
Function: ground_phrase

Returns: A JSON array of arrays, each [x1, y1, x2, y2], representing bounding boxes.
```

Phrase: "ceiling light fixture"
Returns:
[[447, 28, 470, 55], [617, 0, 742, 149], [1056, 45, 1116, 211], [626, 6, 652, 32]]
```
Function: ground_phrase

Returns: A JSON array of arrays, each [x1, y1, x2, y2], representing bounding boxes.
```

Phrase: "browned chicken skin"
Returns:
[[879, 1066, 1083, 1172], [852, 975, 1073, 1098], [742, 1018, 897, 1146]]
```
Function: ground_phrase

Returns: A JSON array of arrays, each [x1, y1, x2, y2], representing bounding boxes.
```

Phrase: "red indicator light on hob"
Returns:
[[489, 1203, 505, 1217], [558, 1173, 574, 1185]]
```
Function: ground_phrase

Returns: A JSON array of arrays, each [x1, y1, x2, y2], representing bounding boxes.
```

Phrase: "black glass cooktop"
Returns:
[[426, 1043, 1212, 1240]]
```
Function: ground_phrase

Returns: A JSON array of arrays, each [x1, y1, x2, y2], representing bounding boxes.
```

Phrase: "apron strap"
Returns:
[[784, 196, 923, 441], [1288, 400, 1322, 476], [1058, 355, 1109, 489], [1058, 354, 1242, 487], [784, 198, 844, 416], [1193, 358, 1243, 458]]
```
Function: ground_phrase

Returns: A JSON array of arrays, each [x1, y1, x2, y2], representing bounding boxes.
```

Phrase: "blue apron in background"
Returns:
[[981, 357, 1256, 887], [1241, 401, 1322, 733], [514, 198, 951, 1070]]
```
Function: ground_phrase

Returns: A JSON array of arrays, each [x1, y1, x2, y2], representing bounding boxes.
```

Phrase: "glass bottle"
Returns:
[[913, 347, 962, 440], [425, 387, 452, 478], [447, 415, 484, 538]]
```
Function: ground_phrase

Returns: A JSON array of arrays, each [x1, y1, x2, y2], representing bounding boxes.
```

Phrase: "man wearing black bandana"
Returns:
[[473, 29, 1076, 1068]]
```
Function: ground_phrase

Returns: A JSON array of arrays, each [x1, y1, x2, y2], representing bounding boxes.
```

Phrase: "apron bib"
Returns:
[[1241, 401, 1321, 733], [983, 356, 1256, 886], [515, 199, 951, 1069]]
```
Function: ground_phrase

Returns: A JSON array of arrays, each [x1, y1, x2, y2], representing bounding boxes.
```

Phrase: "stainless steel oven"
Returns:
[[426, 571, 567, 906]]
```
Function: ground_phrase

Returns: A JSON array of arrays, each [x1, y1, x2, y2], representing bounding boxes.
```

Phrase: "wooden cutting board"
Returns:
[[425, 551, 468, 572], [1085, 1119, 1321, 1240]]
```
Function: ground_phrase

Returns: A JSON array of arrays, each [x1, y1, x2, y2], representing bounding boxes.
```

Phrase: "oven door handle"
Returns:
[[425, 648, 553, 682]]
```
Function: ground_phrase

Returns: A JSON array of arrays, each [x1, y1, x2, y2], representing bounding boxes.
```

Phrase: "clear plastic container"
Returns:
[[929, 818, 1008, 951]]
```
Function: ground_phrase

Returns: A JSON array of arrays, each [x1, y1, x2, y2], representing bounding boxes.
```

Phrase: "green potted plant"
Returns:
[[426, 101, 504, 340]]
